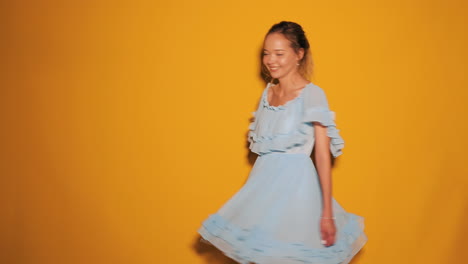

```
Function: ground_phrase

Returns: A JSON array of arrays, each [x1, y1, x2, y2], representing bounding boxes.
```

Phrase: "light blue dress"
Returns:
[[198, 82, 368, 264]]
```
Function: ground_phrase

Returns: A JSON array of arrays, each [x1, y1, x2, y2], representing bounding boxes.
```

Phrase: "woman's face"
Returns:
[[262, 33, 303, 80]]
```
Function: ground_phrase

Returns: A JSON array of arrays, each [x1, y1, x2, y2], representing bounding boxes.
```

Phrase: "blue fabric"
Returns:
[[248, 82, 344, 157], [198, 82, 367, 264]]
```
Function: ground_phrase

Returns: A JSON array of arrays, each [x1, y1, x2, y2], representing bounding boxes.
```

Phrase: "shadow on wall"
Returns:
[[451, 199, 468, 262], [192, 235, 239, 264]]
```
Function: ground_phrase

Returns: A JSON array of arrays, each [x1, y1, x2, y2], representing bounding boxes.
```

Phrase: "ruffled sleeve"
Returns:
[[302, 85, 345, 158], [247, 88, 267, 131]]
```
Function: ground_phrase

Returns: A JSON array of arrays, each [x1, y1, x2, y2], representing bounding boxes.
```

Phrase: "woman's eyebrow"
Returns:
[[263, 49, 286, 51]]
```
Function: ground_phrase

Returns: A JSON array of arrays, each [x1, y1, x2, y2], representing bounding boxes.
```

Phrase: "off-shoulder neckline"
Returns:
[[264, 82, 313, 110]]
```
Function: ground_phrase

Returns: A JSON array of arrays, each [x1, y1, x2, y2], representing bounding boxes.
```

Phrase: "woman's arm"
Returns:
[[313, 122, 333, 218]]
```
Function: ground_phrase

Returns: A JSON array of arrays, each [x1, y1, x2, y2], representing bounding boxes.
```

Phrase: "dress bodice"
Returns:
[[248, 82, 345, 157]]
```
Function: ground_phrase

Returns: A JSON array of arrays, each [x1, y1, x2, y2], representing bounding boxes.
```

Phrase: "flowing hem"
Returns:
[[198, 213, 367, 264]]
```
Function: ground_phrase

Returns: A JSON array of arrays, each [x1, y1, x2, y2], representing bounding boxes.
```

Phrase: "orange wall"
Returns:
[[2, 1, 467, 263]]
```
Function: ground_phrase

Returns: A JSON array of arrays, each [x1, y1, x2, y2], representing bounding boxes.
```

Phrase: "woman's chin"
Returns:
[[269, 73, 281, 79]]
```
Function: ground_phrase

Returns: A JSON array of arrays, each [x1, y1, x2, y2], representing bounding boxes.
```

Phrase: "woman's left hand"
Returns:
[[320, 218, 336, 247]]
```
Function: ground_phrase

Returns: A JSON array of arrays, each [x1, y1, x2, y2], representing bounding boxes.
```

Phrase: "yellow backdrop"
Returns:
[[2, 0, 467, 263]]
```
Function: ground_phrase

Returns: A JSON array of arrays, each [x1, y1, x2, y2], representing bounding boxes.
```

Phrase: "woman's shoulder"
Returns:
[[304, 81, 324, 92], [302, 82, 330, 109]]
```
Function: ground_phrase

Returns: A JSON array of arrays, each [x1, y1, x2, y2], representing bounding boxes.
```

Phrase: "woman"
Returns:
[[198, 21, 367, 264]]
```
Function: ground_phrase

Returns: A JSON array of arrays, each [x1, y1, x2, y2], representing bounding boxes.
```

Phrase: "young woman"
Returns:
[[198, 21, 367, 264]]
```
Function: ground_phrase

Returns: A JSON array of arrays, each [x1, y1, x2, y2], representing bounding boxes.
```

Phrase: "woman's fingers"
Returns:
[[326, 235, 335, 246], [320, 228, 327, 245], [320, 219, 337, 247], [327, 233, 335, 246], [321, 229, 336, 246], [328, 227, 336, 246], [321, 231, 329, 246]]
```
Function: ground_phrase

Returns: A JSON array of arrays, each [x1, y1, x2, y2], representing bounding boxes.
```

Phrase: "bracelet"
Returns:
[[321, 216, 336, 219]]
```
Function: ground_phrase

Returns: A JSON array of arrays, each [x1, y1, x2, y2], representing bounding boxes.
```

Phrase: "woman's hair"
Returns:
[[261, 21, 313, 84]]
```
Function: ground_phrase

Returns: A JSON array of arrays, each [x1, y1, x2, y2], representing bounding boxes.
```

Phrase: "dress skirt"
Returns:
[[198, 153, 368, 264]]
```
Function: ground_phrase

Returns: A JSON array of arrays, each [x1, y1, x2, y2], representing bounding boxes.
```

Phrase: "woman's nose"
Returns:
[[266, 55, 275, 64]]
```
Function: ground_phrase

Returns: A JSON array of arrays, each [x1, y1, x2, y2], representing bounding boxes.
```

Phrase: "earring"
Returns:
[[296, 62, 300, 66]]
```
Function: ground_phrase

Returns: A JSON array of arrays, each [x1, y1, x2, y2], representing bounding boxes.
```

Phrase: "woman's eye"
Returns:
[[277, 54, 283, 56]]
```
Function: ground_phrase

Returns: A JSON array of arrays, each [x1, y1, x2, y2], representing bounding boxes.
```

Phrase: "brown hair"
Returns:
[[261, 21, 313, 84]]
